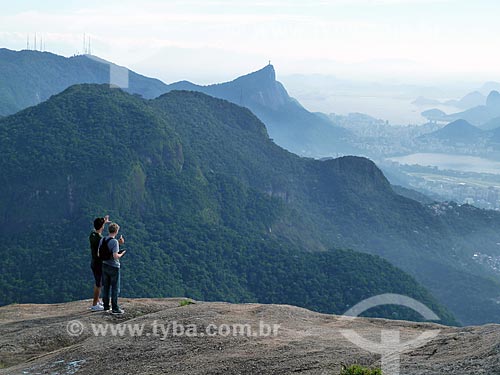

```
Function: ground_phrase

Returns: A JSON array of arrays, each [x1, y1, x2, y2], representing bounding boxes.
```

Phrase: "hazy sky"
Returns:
[[1, 0, 499, 84]]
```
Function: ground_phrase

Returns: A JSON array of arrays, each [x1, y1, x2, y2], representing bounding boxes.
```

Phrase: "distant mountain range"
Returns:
[[419, 119, 484, 144], [417, 118, 500, 154], [445, 91, 487, 109], [415, 82, 500, 113], [0, 48, 168, 116], [422, 90, 500, 127], [0, 48, 356, 158], [163, 65, 357, 157], [414, 91, 486, 110]]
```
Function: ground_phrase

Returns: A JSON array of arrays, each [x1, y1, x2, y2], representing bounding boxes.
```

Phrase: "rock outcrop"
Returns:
[[1, 299, 499, 374]]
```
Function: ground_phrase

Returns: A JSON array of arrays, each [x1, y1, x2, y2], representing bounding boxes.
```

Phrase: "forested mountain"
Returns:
[[0, 48, 167, 116], [0, 49, 356, 158], [2, 85, 500, 325], [0, 84, 455, 324], [164, 65, 356, 157], [2, 48, 500, 324]]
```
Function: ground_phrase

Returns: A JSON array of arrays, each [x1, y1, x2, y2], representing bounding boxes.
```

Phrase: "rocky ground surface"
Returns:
[[1, 298, 499, 374]]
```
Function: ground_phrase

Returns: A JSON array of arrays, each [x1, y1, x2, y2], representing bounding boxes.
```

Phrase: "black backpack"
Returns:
[[97, 237, 114, 261]]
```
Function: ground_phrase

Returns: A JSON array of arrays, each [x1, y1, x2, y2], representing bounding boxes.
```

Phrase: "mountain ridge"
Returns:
[[1, 84, 500, 325], [0, 48, 356, 157], [163, 64, 356, 156], [421, 90, 500, 126], [0, 48, 168, 116], [418, 119, 484, 143], [0, 84, 458, 326]]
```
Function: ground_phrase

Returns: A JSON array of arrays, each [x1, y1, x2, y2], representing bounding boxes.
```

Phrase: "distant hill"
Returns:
[[421, 108, 447, 122], [444, 91, 486, 109], [0, 48, 168, 116], [417, 118, 500, 154], [414, 91, 485, 110], [163, 64, 356, 157], [419, 119, 484, 144], [0, 48, 357, 158], [486, 90, 500, 107], [421, 90, 500, 126], [441, 91, 500, 126]]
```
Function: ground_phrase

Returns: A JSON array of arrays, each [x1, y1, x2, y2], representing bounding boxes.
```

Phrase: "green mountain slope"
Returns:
[[0, 49, 356, 158], [153, 93, 500, 326], [0, 85, 457, 325], [164, 65, 356, 157], [0, 48, 167, 116]]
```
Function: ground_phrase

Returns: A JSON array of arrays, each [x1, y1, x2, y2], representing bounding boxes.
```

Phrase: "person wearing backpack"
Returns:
[[89, 215, 111, 311], [99, 222, 126, 314]]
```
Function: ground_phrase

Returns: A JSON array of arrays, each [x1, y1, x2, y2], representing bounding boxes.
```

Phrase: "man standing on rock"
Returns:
[[100, 222, 126, 314], [89, 215, 111, 311]]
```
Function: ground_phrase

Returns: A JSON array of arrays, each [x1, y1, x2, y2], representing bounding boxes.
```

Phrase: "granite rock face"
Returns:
[[1, 299, 499, 374]]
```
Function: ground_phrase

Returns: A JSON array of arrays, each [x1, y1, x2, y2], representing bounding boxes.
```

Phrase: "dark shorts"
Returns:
[[91, 259, 103, 288]]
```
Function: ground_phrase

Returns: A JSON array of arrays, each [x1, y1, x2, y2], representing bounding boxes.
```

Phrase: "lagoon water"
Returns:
[[388, 153, 500, 175]]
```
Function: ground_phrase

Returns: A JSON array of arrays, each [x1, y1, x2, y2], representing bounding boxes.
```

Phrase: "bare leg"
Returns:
[[92, 286, 101, 306]]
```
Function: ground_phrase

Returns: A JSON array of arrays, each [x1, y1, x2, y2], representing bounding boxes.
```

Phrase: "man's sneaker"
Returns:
[[98, 301, 104, 307], [111, 308, 125, 315], [90, 304, 104, 312]]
